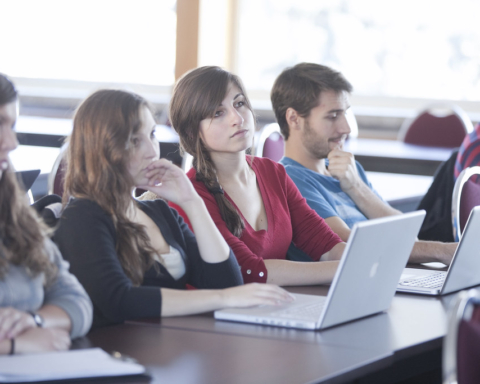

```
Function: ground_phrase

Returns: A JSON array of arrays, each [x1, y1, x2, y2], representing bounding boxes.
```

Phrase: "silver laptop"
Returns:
[[398, 206, 480, 296], [214, 211, 425, 330]]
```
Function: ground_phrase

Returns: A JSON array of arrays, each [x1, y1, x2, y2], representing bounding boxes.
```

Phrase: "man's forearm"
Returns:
[[409, 241, 457, 265], [345, 182, 401, 219]]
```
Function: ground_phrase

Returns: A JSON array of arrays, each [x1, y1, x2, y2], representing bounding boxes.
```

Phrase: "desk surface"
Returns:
[[15, 116, 179, 143], [16, 116, 453, 176], [345, 138, 455, 175], [111, 285, 467, 383], [366, 171, 432, 203], [10, 146, 433, 205], [85, 323, 392, 384], [141, 286, 449, 356]]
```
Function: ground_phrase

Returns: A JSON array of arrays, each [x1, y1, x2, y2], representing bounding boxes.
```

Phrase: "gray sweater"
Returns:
[[0, 239, 93, 338]]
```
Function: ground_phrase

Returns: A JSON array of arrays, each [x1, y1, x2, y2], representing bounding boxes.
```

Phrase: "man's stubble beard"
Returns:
[[301, 119, 330, 160]]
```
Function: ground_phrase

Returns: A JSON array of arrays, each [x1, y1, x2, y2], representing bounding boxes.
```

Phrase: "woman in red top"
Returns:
[[169, 66, 345, 285]]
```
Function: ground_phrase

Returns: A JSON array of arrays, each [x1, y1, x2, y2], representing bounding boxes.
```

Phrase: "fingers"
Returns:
[[145, 158, 175, 174], [6, 314, 34, 339], [145, 160, 186, 187], [144, 167, 168, 186], [245, 284, 295, 306], [0, 308, 34, 340], [327, 150, 357, 183], [328, 149, 353, 163], [52, 330, 71, 351], [146, 158, 173, 168]]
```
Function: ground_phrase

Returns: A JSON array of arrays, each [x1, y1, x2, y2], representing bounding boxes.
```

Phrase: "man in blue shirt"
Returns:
[[271, 63, 456, 265]]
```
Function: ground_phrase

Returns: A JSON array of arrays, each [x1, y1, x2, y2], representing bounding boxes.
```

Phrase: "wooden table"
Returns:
[[15, 116, 456, 176], [366, 171, 433, 212], [75, 285, 475, 383], [345, 138, 455, 176], [84, 322, 392, 384]]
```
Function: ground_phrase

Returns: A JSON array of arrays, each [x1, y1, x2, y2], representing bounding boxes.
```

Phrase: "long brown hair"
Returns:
[[169, 66, 254, 237], [64, 89, 157, 285], [0, 74, 57, 283]]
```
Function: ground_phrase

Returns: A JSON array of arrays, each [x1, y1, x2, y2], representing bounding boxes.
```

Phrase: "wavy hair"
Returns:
[[64, 89, 158, 285], [169, 66, 255, 237], [0, 74, 57, 283]]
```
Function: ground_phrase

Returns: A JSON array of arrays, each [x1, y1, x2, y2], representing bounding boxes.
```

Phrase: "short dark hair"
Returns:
[[0, 73, 18, 106], [270, 63, 353, 140]]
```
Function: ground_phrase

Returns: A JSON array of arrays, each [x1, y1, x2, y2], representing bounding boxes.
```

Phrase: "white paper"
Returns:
[[0, 348, 145, 383]]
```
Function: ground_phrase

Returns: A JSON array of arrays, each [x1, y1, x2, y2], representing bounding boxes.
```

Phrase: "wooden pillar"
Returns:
[[175, 0, 200, 81], [225, 0, 239, 73]]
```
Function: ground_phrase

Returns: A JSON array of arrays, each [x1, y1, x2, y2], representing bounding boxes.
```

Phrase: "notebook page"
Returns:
[[0, 348, 145, 382]]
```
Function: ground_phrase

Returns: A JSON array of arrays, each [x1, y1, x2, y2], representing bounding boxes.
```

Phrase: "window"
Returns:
[[237, 0, 480, 101], [1, 0, 176, 87]]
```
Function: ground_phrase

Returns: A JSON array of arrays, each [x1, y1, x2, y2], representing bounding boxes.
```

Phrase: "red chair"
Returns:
[[47, 143, 68, 197], [398, 104, 474, 148], [451, 166, 480, 241], [254, 123, 285, 161], [443, 289, 480, 384]]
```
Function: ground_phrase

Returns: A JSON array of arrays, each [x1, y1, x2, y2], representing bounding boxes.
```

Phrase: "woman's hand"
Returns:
[[140, 159, 198, 206], [14, 328, 70, 354], [220, 283, 295, 308], [0, 307, 36, 341]]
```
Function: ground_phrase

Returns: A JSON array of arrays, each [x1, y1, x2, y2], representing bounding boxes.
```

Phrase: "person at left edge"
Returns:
[[0, 73, 92, 354]]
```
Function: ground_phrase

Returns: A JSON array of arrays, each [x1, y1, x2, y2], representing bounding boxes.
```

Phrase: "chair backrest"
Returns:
[[398, 104, 474, 148], [452, 166, 480, 240], [47, 143, 68, 197], [254, 123, 285, 161], [443, 289, 480, 384]]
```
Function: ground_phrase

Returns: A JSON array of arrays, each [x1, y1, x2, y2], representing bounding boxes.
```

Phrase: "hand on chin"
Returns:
[[329, 140, 344, 152]]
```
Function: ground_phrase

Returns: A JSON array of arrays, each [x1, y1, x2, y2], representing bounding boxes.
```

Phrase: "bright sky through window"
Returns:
[[237, 0, 480, 101], [0, 0, 176, 86]]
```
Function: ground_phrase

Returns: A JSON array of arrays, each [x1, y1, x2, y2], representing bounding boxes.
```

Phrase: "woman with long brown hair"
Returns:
[[169, 66, 346, 286], [0, 73, 92, 355], [54, 89, 292, 329]]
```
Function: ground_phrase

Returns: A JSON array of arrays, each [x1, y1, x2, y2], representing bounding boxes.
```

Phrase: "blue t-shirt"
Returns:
[[280, 157, 382, 227], [279, 156, 382, 261]]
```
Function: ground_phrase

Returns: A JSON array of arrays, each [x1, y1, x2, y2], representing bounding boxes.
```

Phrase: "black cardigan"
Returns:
[[55, 198, 243, 328]]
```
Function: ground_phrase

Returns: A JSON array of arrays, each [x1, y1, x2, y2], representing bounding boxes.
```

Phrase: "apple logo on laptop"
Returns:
[[370, 262, 379, 278]]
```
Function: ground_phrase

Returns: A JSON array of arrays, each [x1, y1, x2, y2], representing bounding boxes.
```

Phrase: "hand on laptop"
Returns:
[[220, 283, 295, 308]]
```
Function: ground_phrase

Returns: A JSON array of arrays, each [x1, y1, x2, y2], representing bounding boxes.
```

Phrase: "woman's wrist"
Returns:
[[178, 195, 205, 217], [215, 289, 228, 309]]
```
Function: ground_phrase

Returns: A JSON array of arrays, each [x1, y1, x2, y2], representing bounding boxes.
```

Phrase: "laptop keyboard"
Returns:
[[400, 273, 446, 289], [270, 300, 326, 319]]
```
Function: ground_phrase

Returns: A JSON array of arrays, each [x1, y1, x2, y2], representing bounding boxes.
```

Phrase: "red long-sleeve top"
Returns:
[[171, 156, 342, 284]]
